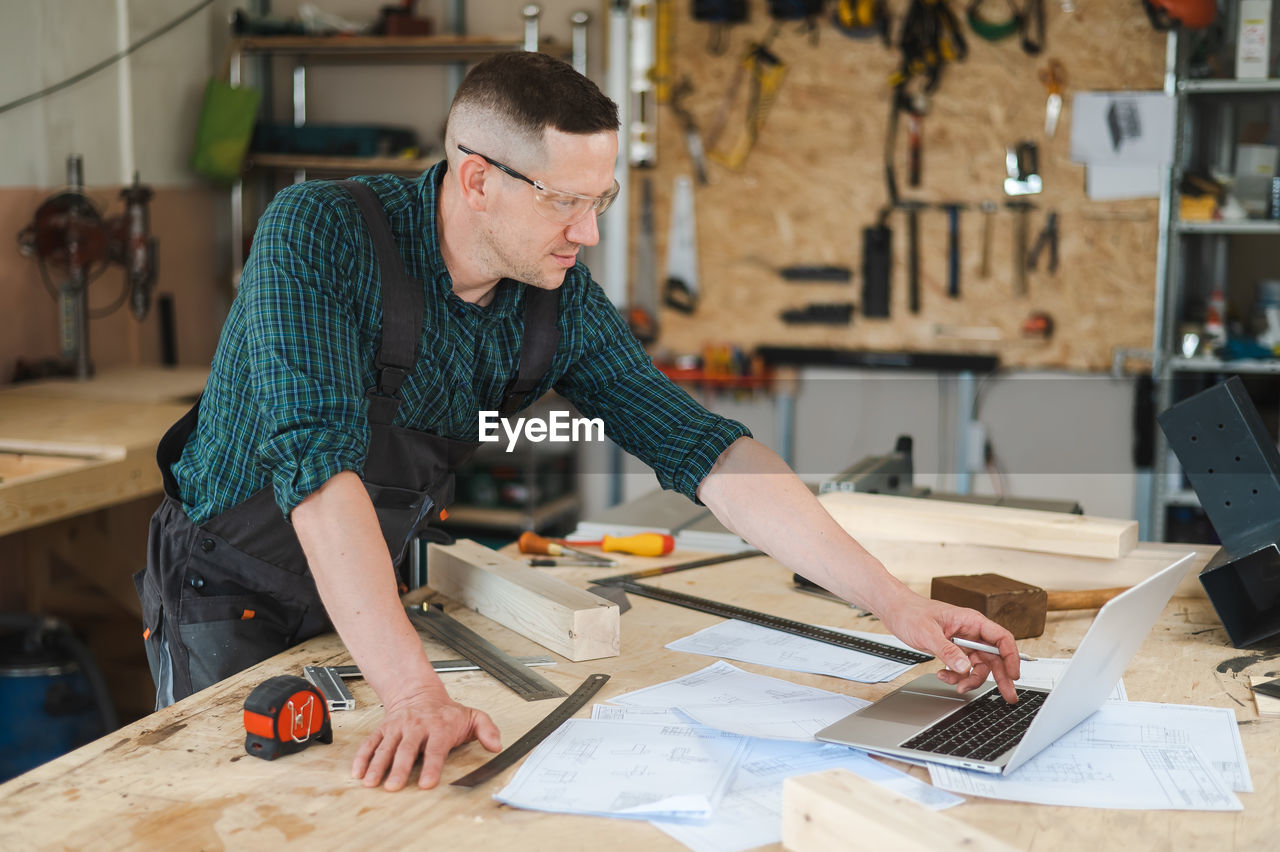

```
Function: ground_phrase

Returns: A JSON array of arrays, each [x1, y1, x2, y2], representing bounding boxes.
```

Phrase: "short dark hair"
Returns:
[[449, 51, 619, 138]]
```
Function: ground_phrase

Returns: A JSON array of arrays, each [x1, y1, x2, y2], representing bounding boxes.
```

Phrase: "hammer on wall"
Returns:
[[930, 573, 1128, 639]]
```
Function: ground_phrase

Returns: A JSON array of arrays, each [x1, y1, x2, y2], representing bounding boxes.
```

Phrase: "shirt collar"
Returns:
[[422, 159, 523, 321]]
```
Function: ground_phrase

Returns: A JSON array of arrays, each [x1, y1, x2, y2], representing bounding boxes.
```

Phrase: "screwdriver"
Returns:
[[564, 533, 676, 557], [517, 532, 614, 565]]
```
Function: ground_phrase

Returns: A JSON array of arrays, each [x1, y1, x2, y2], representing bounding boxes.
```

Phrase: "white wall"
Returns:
[[0, 0, 222, 188]]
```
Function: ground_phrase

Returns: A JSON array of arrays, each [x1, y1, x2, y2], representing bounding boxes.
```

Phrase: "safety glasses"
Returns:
[[457, 144, 619, 226]]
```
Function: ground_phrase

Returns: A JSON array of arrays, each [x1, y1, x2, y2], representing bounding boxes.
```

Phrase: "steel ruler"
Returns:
[[304, 656, 556, 712], [597, 579, 934, 666], [451, 673, 611, 788], [406, 605, 567, 702]]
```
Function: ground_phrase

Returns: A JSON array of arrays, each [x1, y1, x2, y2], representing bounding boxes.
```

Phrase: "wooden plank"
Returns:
[[426, 539, 620, 661], [820, 491, 1139, 559], [782, 769, 1021, 852], [860, 540, 1214, 600], [1251, 677, 1280, 717]]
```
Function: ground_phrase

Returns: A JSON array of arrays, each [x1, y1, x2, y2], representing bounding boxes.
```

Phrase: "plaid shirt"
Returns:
[[174, 162, 749, 523]]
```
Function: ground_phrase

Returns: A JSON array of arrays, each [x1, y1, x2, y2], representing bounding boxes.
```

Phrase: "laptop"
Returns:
[[816, 551, 1197, 775]]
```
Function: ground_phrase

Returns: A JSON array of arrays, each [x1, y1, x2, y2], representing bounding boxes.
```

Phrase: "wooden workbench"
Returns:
[[0, 367, 207, 537], [0, 540, 1274, 851]]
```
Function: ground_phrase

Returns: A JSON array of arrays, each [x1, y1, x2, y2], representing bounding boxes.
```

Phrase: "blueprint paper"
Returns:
[[927, 702, 1246, 810], [665, 620, 917, 683], [654, 740, 963, 852], [987, 657, 1127, 702], [494, 719, 748, 820], [608, 660, 844, 708], [677, 694, 870, 741], [591, 704, 690, 725]]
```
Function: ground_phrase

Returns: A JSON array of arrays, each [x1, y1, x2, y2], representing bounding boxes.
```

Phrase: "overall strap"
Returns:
[[499, 287, 562, 418], [339, 180, 424, 425]]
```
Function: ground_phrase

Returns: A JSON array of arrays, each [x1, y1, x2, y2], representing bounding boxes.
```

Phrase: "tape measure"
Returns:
[[243, 675, 332, 760]]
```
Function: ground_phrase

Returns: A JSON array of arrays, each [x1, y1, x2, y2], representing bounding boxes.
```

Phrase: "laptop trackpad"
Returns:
[[855, 691, 968, 726]]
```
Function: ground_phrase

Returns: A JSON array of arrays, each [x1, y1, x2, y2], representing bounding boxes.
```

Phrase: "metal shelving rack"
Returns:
[[1150, 29, 1280, 540]]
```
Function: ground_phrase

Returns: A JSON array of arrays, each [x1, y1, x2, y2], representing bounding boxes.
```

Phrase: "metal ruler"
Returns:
[[406, 605, 567, 702], [599, 580, 934, 666], [451, 673, 611, 789], [304, 657, 556, 712]]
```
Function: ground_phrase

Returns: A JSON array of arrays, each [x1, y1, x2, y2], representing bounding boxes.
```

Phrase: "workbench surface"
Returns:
[[1, 542, 1273, 851], [0, 367, 206, 537]]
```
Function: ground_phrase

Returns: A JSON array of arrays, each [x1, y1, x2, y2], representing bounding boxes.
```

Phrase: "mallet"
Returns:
[[930, 573, 1128, 639]]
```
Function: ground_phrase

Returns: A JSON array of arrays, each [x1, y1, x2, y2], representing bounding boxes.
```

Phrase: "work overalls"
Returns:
[[135, 180, 560, 705]]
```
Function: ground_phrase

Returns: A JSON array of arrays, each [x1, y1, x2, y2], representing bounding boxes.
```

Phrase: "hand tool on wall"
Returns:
[[629, 0, 658, 167], [861, 208, 893, 318], [978, 200, 997, 278], [664, 175, 700, 313], [243, 675, 332, 760], [939, 202, 967, 298], [669, 77, 709, 184], [780, 302, 855, 324], [518, 531, 616, 565], [692, 0, 748, 55], [570, 10, 590, 75], [930, 573, 1128, 639], [779, 265, 853, 282], [710, 35, 789, 170], [627, 177, 659, 343], [564, 532, 677, 556], [1005, 200, 1035, 296], [1003, 141, 1042, 196], [832, 0, 890, 43], [1039, 58, 1066, 138], [898, 200, 928, 314], [1020, 0, 1046, 55], [1026, 210, 1059, 273]]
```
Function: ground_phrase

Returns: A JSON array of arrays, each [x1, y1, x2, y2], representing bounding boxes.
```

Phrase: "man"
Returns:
[[137, 51, 1021, 793]]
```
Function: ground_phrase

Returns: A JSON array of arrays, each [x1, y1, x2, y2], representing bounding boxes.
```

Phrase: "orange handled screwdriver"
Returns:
[[565, 533, 676, 557], [517, 532, 614, 564]]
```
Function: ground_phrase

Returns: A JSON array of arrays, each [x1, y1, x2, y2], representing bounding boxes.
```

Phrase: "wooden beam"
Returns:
[[426, 539, 620, 661], [782, 769, 1020, 852], [819, 491, 1138, 559]]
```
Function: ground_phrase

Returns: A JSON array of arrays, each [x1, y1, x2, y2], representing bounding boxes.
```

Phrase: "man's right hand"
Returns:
[[352, 685, 501, 791]]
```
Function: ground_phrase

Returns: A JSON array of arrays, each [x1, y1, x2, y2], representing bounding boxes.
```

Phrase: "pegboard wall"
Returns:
[[634, 1, 1166, 371]]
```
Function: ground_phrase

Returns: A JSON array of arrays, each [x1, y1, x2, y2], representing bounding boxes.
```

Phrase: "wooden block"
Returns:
[[426, 539, 620, 661], [930, 573, 1048, 639], [819, 491, 1138, 560], [1250, 677, 1280, 717], [782, 769, 1020, 852]]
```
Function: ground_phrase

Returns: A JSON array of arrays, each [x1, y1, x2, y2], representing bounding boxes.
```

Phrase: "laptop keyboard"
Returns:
[[900, 688, 1048, 763]]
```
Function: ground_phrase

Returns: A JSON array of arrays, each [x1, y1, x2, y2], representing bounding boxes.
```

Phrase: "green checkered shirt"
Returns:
[[174, 161, 750, 523]]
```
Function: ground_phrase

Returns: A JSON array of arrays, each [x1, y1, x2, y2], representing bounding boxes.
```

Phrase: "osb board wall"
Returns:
[[0, 186, 227, 385], [640, 3, 1166, 371]]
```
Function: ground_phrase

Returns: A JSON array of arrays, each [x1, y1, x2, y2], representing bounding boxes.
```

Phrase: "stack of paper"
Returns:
[[496, 662, 961, 852]]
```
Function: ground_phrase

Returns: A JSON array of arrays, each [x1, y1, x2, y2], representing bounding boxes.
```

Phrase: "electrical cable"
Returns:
[[0, 0, 216, 117]]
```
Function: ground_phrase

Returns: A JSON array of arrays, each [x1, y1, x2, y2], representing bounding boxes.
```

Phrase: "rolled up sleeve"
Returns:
[[556, 285, 750, 502], [240, 184, 371, 517]]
